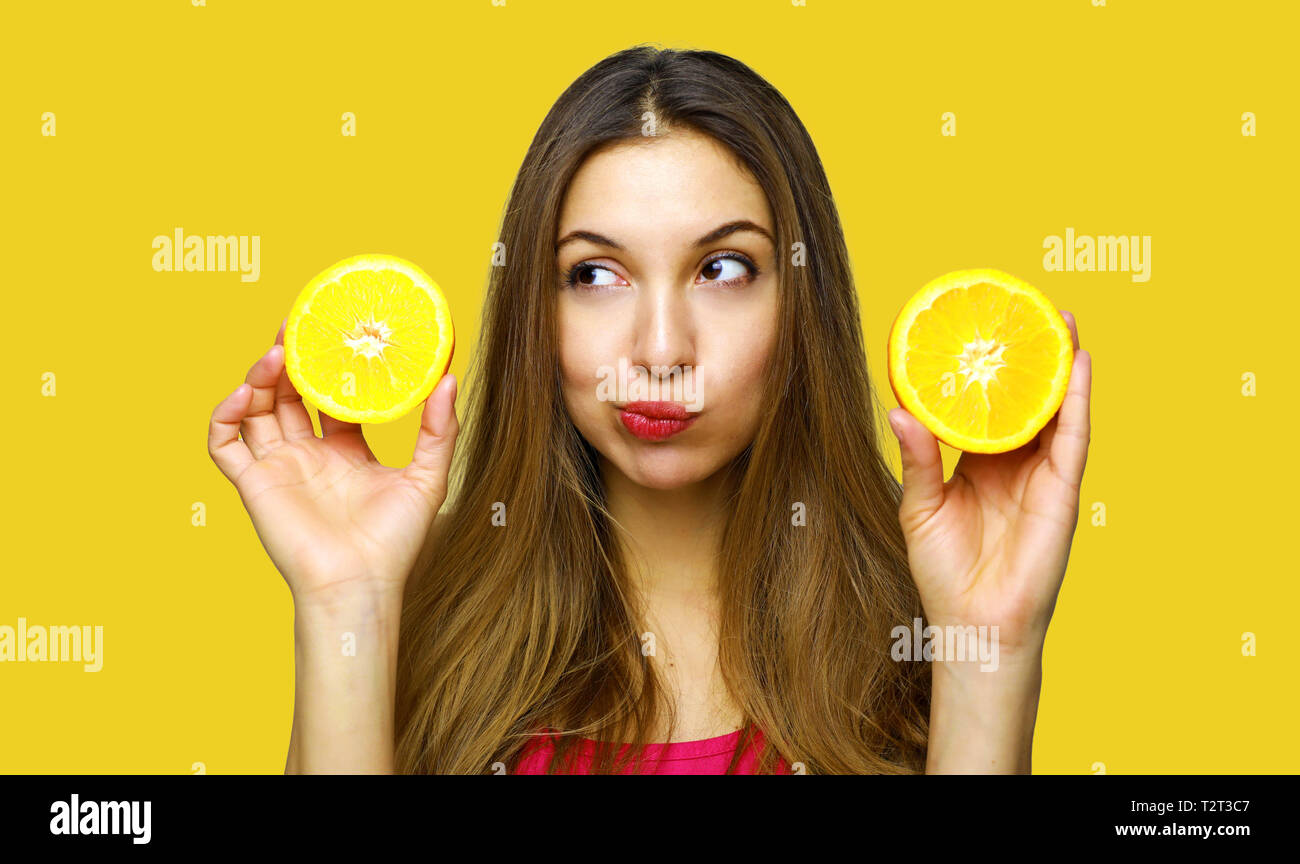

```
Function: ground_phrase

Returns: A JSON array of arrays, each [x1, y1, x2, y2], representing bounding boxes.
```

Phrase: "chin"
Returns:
[[610, 445, 722, 491]]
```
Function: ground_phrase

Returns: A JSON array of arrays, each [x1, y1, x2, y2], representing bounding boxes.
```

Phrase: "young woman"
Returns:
[[207, 45, 1092, 774]]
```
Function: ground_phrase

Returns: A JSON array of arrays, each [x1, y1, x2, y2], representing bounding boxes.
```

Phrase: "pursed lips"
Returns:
[[617, 401, 699, 441]]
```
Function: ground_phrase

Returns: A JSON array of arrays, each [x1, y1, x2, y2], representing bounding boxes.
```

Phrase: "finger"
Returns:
[[1060, 309, 1080, 351], [271, 318, 314, 441], [1035, 411, 1059, 452], [208, 382, 257, 482], [319, 409, 364, 438], [1036, 310, 1080, 453], [404, 373, 459, 504], [887, 407, 945, 532], [239, 344, 289, 458], [1048, 348, 1092, 489]]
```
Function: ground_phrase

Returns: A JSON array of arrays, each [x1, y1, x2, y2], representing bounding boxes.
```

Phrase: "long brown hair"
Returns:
[[395, 44, 930, 774]]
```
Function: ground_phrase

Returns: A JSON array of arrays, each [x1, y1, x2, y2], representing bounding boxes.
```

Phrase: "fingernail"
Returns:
[[432, 377, 455, 437], [887, 411, 903, 441]]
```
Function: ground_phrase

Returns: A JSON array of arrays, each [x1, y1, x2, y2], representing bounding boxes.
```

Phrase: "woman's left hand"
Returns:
[[888, 311, 1092, 664]]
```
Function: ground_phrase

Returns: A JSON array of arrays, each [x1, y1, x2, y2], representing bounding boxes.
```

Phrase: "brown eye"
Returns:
[[699, 254, 755, 284], [564, 263, 622, 289]]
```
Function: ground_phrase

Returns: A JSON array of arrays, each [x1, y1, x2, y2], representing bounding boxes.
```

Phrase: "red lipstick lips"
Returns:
[[619, 401, 699, 441]]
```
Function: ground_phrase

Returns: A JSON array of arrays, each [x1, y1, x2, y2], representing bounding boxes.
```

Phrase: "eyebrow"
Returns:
[[555, 220, 775, 253]]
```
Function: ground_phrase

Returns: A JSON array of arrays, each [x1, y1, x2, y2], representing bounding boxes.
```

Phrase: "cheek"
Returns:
[[700, 293, 778, 422], [557, 300, 614, 416]]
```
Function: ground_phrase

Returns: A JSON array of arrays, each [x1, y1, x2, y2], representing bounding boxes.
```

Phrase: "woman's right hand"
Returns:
[[207, 320, 459, 606]]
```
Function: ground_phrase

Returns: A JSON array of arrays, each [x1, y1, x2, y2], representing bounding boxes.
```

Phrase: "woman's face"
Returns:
[[556, 128, 779, 490]]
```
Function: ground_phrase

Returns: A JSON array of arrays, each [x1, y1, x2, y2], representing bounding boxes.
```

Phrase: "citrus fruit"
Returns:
[[887, 269, 1073, 453], [283, 254, 455, 424]]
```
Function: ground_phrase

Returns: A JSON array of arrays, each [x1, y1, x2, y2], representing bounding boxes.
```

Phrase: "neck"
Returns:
[[600, 459, 731, 604]]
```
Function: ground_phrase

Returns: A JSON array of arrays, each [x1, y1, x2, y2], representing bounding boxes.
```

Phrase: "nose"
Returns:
[[630, 281, 695, 382]]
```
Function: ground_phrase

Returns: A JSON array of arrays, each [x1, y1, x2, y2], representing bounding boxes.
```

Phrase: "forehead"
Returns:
[[557, 130, 772, 243]]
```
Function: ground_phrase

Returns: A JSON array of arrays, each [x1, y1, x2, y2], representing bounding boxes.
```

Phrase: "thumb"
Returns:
[[405, 373, 459, 505], [887, 407, 945, 531]]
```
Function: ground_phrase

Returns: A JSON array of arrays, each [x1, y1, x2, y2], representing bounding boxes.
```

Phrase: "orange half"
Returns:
[[284, 254, 455, 424], [887, 269, 1072, 453]]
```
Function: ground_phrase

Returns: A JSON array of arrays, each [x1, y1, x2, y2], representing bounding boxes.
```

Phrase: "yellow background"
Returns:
[[2, 0, 1294, 773]]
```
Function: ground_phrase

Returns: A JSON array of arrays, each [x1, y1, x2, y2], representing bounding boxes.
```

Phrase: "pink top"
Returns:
[[513, 726, 791, 774]]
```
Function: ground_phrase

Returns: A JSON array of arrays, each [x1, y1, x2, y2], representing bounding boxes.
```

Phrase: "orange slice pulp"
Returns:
[[887, 269, 1073, 453], [283, 254, 454, 424]]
